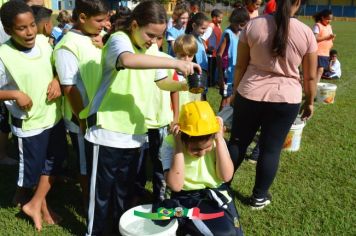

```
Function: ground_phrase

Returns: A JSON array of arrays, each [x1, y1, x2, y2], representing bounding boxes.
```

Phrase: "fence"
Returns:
[[299, 5, 356, 17]]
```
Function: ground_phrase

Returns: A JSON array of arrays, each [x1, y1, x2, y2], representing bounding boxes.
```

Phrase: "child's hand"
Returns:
[[216, 116, 225, 139], [170, 122, 180, 136], [175, 60, 201, 77], [329, 34, 336, 40], [15, 91, 33, 111], [47, 79, 62, 101], [92, 35, 104, 49]]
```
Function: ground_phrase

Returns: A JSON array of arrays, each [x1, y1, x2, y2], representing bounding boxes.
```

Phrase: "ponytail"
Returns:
[[185, 12, 208, 34], [272, 0, 293, 57]]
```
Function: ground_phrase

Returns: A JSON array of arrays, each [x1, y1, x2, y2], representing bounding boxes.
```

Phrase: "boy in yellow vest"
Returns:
[[161, 101, 243, 235], [54, 0, 109, 210], [0, 1, 67, 231], [30, 5, 54, 46]]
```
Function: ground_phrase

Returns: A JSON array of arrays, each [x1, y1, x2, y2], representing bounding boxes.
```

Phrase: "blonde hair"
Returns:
[[173, 34, 197, 56], [172, 3, 189, 24]]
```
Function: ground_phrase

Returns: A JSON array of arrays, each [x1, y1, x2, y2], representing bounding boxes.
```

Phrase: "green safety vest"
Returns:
[[0, 38, 61, 130], [54, 31, 102, 122], [165, 135, 223, 191], [84, 31, 157, 134], [144, 44, 174, 128]]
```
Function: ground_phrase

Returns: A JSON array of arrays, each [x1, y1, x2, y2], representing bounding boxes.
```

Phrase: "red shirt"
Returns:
[[263, 0, 276, 14]]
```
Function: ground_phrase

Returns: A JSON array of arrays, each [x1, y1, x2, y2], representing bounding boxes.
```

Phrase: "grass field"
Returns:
[[0, 19, 355, 235]]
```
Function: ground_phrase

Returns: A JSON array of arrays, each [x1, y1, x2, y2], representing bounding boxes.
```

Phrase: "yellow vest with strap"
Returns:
[[54, 31, 102, 122], [145, 44, 174, 128], [165, 135, 224, 191], [83, 31, 156, 134], [0, 39, 60, 130]]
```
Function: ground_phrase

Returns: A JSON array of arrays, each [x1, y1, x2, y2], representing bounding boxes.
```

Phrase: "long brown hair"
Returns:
[[272, 0, 300, 57]]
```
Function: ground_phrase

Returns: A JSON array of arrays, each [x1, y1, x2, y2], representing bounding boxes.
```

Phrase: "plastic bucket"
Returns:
[[283, 118, 306, 152], [119, 204, 178, 236], [316, 82, 337, 104]]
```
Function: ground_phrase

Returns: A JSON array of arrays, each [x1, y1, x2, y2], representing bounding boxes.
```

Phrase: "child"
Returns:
[[166, 3, 189, 57], [30, 5, 54, 45], [161, 101, 243, 236], [244, 0, 262, 19], [173, 34, 201, 113], [185, 12, 209, 100], [217, 6, 249, 111], [204, 9, 223, 87], [313, 9, 335, 83], [81, 1, 200, 235], [0, 1, 67, 231], [322, 49, 341, 79], [51, 10, 72, 45], [54, 0, 109, 210]]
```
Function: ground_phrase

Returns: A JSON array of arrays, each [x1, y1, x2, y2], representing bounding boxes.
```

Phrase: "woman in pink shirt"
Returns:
[[228, 0, 317, 209]]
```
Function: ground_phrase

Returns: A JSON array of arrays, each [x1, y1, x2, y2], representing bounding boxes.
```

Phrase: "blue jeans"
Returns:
[[228, 94, 300, 198]]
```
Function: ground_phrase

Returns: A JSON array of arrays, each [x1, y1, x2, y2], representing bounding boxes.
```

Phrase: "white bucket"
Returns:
[[316, 82, 337, 104], [283, 118, 306, 152], [119, 204, 178, 236]]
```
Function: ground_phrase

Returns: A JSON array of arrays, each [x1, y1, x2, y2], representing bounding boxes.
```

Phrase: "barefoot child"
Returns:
[[0, 1, 67, 231], [161, 101, 243, 235], [82, 1, 200, 235]]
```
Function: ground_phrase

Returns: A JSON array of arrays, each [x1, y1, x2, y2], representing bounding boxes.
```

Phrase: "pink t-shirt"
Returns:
[[237, 15, 317, 104]]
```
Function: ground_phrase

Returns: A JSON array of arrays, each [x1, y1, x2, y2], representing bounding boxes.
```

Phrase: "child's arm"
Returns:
[[165, 126, 185, 192], [313, 24, 335, 42], [215, 117, 234, 182], [46, 76, 62, 102], [171, 91, 179, 124], [155, 77, 188, 91], [0, 90, 32, 111], [118, 52, 201, 77]]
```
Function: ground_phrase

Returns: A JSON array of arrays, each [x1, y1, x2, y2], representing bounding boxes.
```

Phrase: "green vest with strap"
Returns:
[[54, 31, 102, 123], [165, 135, 224, 191], [144, 44, 174, 129], [83, 31, 156, 134], [0, 39, 61, 131]]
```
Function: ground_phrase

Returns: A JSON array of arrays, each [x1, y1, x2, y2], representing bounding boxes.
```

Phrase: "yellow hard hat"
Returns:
[[179, 101, 220, 136]]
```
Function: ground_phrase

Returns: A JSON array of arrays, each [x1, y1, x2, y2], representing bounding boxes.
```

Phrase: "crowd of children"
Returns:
[[0, 0, 342, 235]]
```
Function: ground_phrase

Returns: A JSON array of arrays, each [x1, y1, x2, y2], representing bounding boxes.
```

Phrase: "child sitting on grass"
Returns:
[[161, 101, 243, 236], [322, 49, 341, 80]]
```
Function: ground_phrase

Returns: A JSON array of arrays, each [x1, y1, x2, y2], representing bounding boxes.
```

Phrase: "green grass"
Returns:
[[0, 19, 355, 235]]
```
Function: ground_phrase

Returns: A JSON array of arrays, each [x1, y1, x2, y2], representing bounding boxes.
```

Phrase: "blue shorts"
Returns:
[[317, 56, 329, 69], [0, 102, 10, 133], [14, 120, 68, 188], [219, 83, 233, 98]]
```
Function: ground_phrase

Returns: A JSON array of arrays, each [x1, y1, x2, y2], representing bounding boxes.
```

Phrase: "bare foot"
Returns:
[[41, 201, 62, 225], [22, 202, 42, 231]]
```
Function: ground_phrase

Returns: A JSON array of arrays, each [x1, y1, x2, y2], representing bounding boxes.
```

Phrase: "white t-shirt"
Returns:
[[330, 59, 341, 77], [55, 48, 88, 133], [85, 34, 167, 148], [0, 45, 54, 137]]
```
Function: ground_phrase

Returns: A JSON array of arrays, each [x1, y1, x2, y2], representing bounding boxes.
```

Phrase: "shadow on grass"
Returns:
[[231, 189, 251, 206]]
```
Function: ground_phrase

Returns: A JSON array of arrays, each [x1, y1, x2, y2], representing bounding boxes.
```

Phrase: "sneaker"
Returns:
[[0, 156, 18, 166], [245, 155, 258, 164], [250, 193, 271, 210]]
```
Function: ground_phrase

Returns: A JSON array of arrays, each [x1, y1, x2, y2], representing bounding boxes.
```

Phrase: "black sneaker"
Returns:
[[245, 155, 258, 164], [250, 193, 272, 210]]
